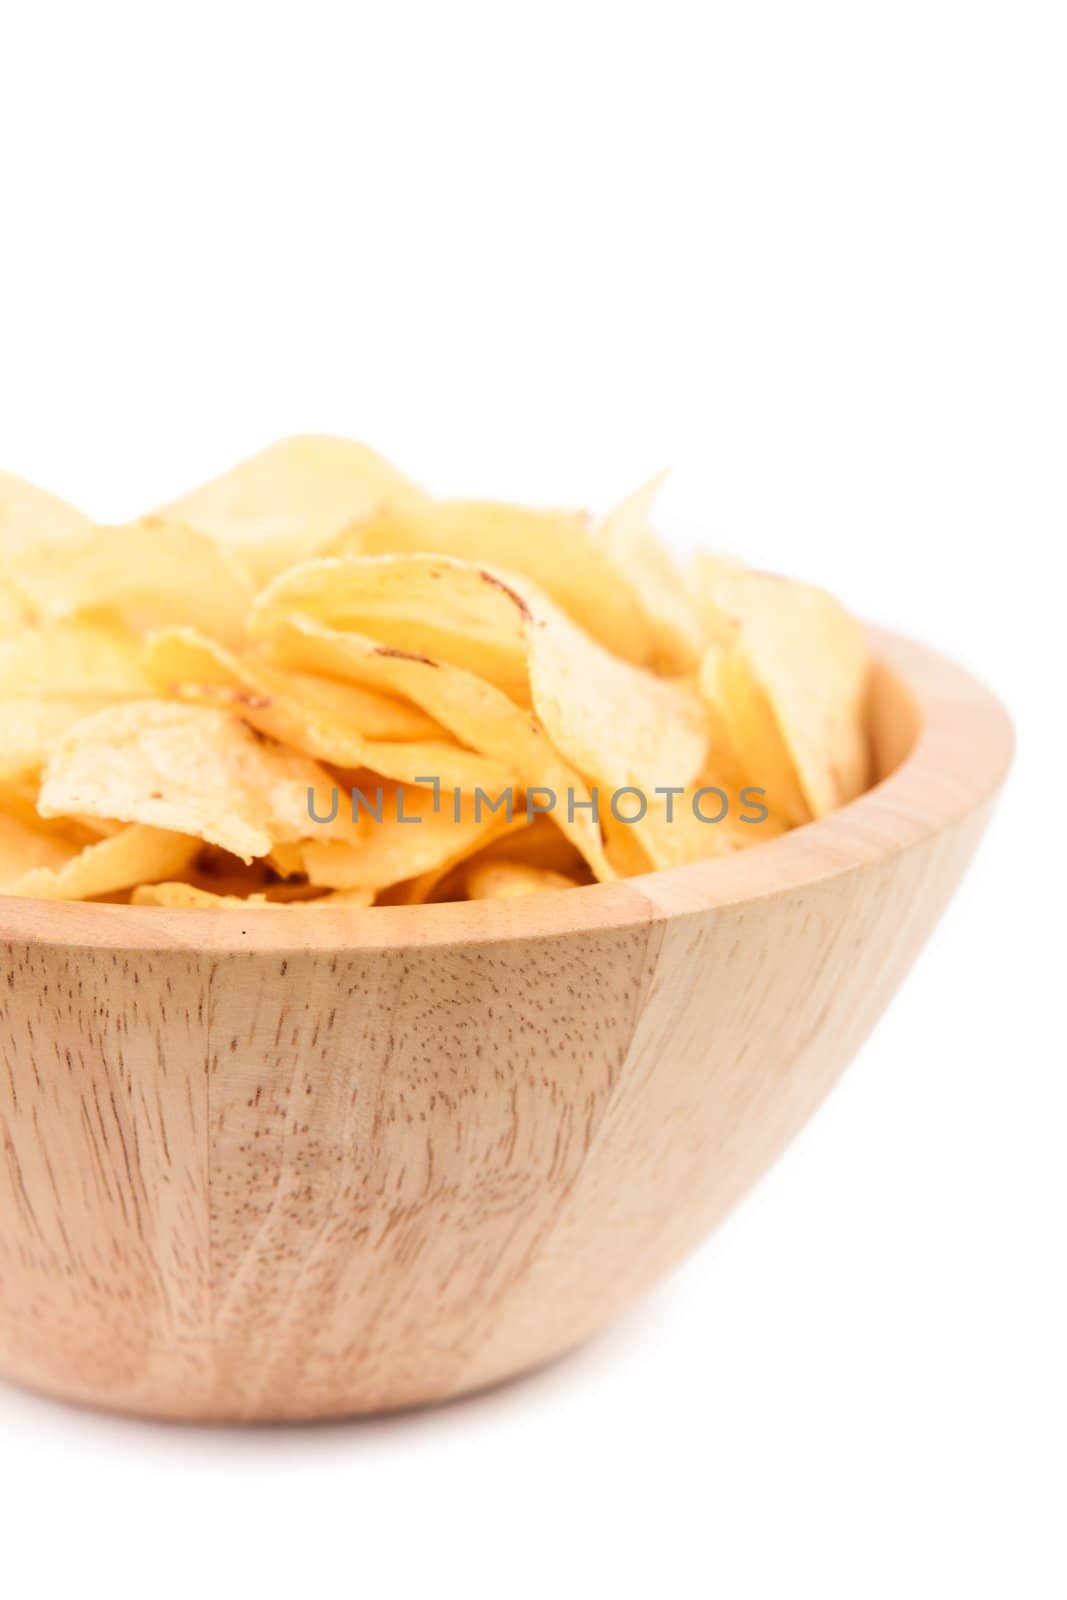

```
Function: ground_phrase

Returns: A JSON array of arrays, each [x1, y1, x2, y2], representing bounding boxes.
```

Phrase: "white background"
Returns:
[[1, 3, 1063, 1596]]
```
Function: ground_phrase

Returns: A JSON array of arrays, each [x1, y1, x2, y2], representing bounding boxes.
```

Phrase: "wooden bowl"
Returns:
[[0, 628, 1012, 1422]]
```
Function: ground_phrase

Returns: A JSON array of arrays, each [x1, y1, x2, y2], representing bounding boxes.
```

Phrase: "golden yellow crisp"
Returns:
[[464, 859, 580, 900], [694, 558, 870, 820], [36, 700, 351, 862], [158, 436, 425, 585], [13, 519, 254, 647], [0, 440, 871, 906]]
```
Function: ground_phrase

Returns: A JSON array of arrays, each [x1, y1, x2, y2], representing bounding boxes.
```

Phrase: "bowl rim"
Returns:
[[0, 626, 1013, 955]]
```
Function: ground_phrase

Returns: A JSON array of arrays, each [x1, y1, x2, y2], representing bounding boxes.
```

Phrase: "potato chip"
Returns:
[[130, 881, 375, 908], [255, 554, 532, 702], [327, 497, 659, 668], [252, 613, 614, 882], [299, 777, 513, 892], [0, 696, 120, 783], [265, 841, 306, 878], [0, 806, 82, 885], [158, 435, 425, 585], [698, 643, 810, 826], [521, 581, 709, 794], [0, 617, 155, 700], [144, 626, 515, 792], [145, 626, 443, 739], [695, 559, 870, 818], [253, 555, 710, 852], [301, 752, 514, 847], [358, 744, 516, 796], [0, 579, 32, 635], [14, 518, 254, 646], [136, 852, 353, 904], [604, 773, 788, 873], [131, 882, 275, 908], [597, 474, 703, 673], [600, 810, 656, 877], [5, 824, 199, 901], [0, 441, 872, 905], [377, 813, 563, 906], [690, 554, 750, 647], [463, 812, 588, 876], [153, 657, 383, 768], [464, 859, 579, 900], [0, 779, 116, 846], [328, 485, 701, 674], [0, 471, 89, 560], [37, 700, 350, 862]]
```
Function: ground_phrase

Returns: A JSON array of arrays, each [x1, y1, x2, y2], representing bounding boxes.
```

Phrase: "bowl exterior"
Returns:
[[0, 797, 996, 1421]]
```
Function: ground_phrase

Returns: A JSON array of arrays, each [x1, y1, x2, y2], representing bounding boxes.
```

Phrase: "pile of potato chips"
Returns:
[[0, 438, 870, 908]]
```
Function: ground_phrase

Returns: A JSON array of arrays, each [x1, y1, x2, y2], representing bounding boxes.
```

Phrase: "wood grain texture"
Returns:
[[0, 629, 1013, 1420]]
